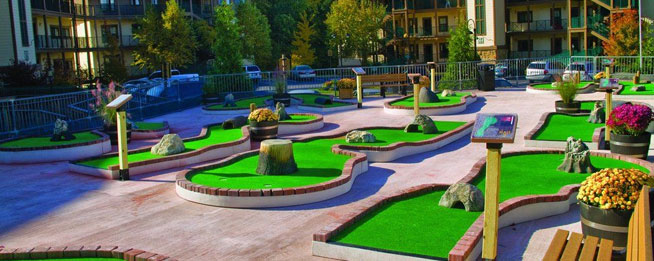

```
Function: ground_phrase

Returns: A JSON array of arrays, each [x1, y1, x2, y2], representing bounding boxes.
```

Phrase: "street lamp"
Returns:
[[468, 19, 478, 60]]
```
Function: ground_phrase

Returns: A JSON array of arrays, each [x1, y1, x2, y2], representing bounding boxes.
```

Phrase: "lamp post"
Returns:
[[639, 0, 643, 70], [468, 19, 478, 60]]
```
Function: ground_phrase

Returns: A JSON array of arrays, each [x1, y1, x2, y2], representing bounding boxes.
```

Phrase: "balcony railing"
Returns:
[[588, 15, 609, 38], [509, 50, 552, 59], [391, 0, 463, 10], [507, 19, 568, 33], [436, 0, 463, 8], [570, 16, 584, 28], [35, 35, 140, 50], [392, 26, 453, 38]]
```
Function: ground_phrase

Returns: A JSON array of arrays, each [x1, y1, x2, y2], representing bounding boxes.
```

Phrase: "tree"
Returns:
[[236, 2, 273, 69], [603, 10, 639, 56], [326, 0, 385, 65], [306, 0, 335, 68], [440, 15, 479, 90], [133, 0, 197, 79], [291, 12, 316, 66], [251, 0, 307, 62], [211, 3, 243, 74], [643, 20, 654, 56], [100, 35, 129, 83], [192, 19, 216, 64]]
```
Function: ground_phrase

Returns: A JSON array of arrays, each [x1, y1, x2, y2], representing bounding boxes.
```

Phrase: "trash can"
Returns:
[[477, 64, 495, 91]]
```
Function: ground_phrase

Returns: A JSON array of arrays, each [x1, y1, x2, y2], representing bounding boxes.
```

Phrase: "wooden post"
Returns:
[[430, 68, 436, 92], [482, 143, 502, 261], [413, 83, 420, 115], [116, 109, 129, 180], [605, 90, 612, 143], [356, 75, 363, 108]]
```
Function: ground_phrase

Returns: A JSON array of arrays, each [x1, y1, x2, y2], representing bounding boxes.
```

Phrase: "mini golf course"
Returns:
[[388, 92, 472, 108], [530, 81, 593, 90], [532, 113, 603, 142], [383, 92, 477, 116], [0, 132, 103, 149], [205, 94, 352, 110], [10, 259, 122, 261], [279, 114, 317, 123], [133, 121, 165, 130], [617, 81, 654, 95], [328, 153, 649, 259]]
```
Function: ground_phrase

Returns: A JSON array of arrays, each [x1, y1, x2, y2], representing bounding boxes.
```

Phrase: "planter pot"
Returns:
[[610, 132, 651, 159], [249, 120, 278, 141], [580, 201, 633, 248], [103, 123, 132, 145], [273, 93, 291, 107], [202, 95, 220, 105], [339, 88, 354, 99], [554, 100, 581, 113]]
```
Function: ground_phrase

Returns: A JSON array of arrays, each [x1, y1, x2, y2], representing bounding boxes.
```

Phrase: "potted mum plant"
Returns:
[[577, 168, 653, 247], [607, 103, 653, 159], [248, 108, 279, 141], [337, 78, 355, 99], [90, 81, 132, 145], [555, 78, 581, 113]]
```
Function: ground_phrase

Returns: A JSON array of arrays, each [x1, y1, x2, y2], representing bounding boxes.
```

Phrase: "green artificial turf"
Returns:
[[292, 94, 351, 108], [332, 153, 648, 258], [533, 114, 604, 142], [580, 101, 597, 111], [389, 92, 472, 107], [77, 125, 243, 169], [13, 259, 122, 261], [617, 81, 654, 95], [188, 121, 466, 189], [205, 94, 348, 110], [133, 121, 165, 130], [281, 114, 318, 123], [0, 132, 102, 149], [531, 81, 593, 90]]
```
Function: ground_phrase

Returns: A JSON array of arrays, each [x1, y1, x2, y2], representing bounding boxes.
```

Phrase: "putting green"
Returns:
[[292, 94, 352, 108], [282, 114, 318, 123], [0, 132, 103, 149], [617, 82, 654, 95], [13, 258, 122, 261], [389, 92, 472, 107], [77, 125, 244, 169], [580, 101, 597, 111], [188, 121, 467, 189], [332, 153, 648, 258], [531, 81, 593, 90], [533, 114, 603, 142], [206, 94, 349, 110], [133, 121, 165, 130]]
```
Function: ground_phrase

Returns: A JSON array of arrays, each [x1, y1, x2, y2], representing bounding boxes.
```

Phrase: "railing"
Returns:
[[507, 19, 568, 33], [588, 15, 609, 38], [509, 50, 552, 59], [35, 35, 139, 50], [436, 0, 463, 8], [570, 16, 584, 28], [391, 0, 463, 10]]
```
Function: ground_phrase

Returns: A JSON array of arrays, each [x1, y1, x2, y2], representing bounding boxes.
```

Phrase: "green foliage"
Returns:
[[100, 36, 129, 83], [326, 0, 385, 65], [251, 0, 307, 64], [440, 15, 479, 90], [557, 79, 579, 104], [306, 0, 336, 68], [236, 2, 273, 69], [211, 4, 243, 74], [192, 19, 217, 63], [291, 12, 316, 66], [644, 20, 654, 56]]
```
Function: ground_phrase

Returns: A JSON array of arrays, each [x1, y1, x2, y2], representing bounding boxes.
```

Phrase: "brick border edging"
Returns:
[[132, 121, 170, 134], [382, 93, 477, 110], [0, 130, 109, 152], [0, 245, 176, 260], [526, 82, 596, 93]]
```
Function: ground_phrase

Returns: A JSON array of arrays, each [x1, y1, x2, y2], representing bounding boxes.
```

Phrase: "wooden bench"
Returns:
[[543, 186, 652, 261], [359, 73, 409, 98]]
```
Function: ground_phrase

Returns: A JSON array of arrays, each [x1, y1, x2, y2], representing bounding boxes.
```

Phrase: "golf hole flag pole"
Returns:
[[470, 113, 518, 261], [106, 94, 133, 181], [352, 67, 366, 108], [407, 73, 422, 116]]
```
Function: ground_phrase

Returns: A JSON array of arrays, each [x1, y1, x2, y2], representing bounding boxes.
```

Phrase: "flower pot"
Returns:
[[103, 123, 132, 145], [580, 201, 633, 248], [555, 100, 581, 113], [249, 120, 278, 141], [273, 93, 291, 107], [610, 132, 651, 159], [338, 88, 354, 99]]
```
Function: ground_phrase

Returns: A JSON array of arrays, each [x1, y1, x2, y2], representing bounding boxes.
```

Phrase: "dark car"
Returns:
[[290, 65, 316, 81]]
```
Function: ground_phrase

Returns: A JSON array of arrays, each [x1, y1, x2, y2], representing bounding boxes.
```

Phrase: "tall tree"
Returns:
[[251, 0, 307, 62], [101, 36, 128, 83], [603, 10, 639, 56], [326, 0, 385, 65], [133, 0, 197, 78], [291, 12, 316, 66], [306, 0, 335, 68], [644, 20, 654, 56], [211, 3, 243, 74], [236, 2, 273, 69], [192, 19, 216, 64], [447, 15, 478, 63]]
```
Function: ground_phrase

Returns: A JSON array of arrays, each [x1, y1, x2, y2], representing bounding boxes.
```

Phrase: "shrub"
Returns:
[[337, 78, 355, 89], [89, 81, 125, 125], [607, 103, 653, 136], [577, 168, 650, 210], [0, 60, 46, 87], [248, 108, 278, 122], [557, 78, 579, 104]]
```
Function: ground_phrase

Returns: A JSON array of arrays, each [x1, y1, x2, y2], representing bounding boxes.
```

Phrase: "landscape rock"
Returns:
[[345, 130, 376, 143], [441, 89, 456, 97], [557, 136, 597, 173], [551, 82, 561, 88], [314, 97, 332, 105], [588, 101, 605, 123], [51, 118, 74, 141], [151, 134, 185, 156], [222, 116, 248, 129], [418, 87, 440, 103], [404, 114, 438, 134], [275, 102, 292, 121], [223, 93, 236, 107], [438, 183, 484, 212], [631, 85, 646, 92]]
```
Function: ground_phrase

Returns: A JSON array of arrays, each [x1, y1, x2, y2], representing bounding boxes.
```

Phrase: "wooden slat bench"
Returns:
[[359, 73, 409, 98], [543, 186, 652, 261]]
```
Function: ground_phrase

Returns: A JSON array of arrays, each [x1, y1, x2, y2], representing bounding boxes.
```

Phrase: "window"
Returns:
[[131, 0, 140, 5], [517, 11, 532, 23], [438, 16, 449, 33], [517, 40, 533, 52], [439, 43, 449, 59], [18, 0, 29, 46], [475, 0, 486, 35]]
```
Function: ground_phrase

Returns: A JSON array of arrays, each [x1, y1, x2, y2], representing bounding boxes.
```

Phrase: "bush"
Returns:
[[337, 78, 356, 90], [556, 78, 579, 104], [607, 103, 653, 136], [0, 60, 46, 87], [577, 168, 650, 210]]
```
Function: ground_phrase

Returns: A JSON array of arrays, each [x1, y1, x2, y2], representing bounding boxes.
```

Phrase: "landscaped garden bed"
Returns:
[[526, 81, 595, 94], [131, 121, 170, 139], [201, 94, 355, 114], [0, 131, 111, 164], [312, 150, 653, 260], [383, 92, 477, 116], [0, 245, 175, 260], [616, 81, 654, 96], [176, 121, 472, 208]]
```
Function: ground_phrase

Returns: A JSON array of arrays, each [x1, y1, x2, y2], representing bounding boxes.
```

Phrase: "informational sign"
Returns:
[[471, 113, 518, 144], [599, 78, 620, 89], [352, 67, 366, 75]]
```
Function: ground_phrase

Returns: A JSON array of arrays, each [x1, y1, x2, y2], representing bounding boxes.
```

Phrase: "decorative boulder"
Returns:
[[345, 130, 376, 143], [50, 118, 75, 141], [314, 97, 332, 105], [441, 89, 456, 97], [438, 183, 484, 212], [151, 134, 185, 156], [633, 71, 641, 84], [275, 102, 292, 121], [551, 82, 561, 88], [404, 114, 438, 134], [222, 116, 248, 129], [587, 101, 605, 124], [223, 93, 236, 107], [631, 85, 646, 92], [418, 87, 440, 103], [256, 139, 297, 175], [557, 136, 597, 173]]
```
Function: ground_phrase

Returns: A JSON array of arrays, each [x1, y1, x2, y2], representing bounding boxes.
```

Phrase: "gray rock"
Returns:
[[631, 85, 646, 92], [53, 118, 68, 135], [223, 93, 236, 107], [345, 130, 376, 143], [441, 89, 456, 97], [418, 87, 440, 103], [557, 136, 597, 173], [222, 116, 248, 129], [404, 114, 438, 134], [275, 102, 292, 121], [438, 183, 484, 212], [588, 101, 605, 123], [151, 134, 186, 156]]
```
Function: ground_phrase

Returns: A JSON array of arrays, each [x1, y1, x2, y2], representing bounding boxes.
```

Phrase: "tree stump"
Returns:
[[256, 139, 297, 175]]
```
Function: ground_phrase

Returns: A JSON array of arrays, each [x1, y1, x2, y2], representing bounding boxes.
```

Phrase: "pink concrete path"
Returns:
[[0, 89, 650, 260]]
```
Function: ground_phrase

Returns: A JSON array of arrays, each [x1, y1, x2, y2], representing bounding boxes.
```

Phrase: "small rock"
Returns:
[[441, 89, 456, 97], [275, 102, 292, 121], [439, 183, 484, 212], [418, 87, 440, 103], [314, 97, 332, 105], [345, 130, 376, 143], [588, 101, 605, 123], [551, 82, 561, 88], [222, 116, 248, 129], [557, 137, 596, 173], [223, 93, 236, 107], [51, 119, 74, 141], [404, 114, 438, 134], [151, 134, 185, 156], [631, 85, 646, 92]]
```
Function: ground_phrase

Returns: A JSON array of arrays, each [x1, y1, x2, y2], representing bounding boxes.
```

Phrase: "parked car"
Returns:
[[243, 65, 262, 80], [290, 65, 316, 81], [122, 79, 156, 89], [494, 63, 521, 78], [526, 61, 565, 83], [563, 62, 596, 81], [141, 69, 199, 82]]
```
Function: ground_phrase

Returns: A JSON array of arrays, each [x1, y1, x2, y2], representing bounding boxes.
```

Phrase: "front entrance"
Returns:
[[423, 44, 433, 62]]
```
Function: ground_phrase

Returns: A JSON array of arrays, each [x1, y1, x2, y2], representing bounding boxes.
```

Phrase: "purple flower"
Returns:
[[607, 103, 653, 136]]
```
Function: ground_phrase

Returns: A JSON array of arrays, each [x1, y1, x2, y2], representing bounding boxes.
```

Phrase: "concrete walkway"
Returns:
[[0, 89, 651, 260]]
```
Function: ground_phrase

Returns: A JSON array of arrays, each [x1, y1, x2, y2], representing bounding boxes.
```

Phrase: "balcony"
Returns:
[[588, 15, 609, 39], [391, 0, 462, 10], [570, 16, 584, 28], [507, 19, 568, 33], [436, 0, 463, 8], [35, 35, 140, 50], [31, 0, 74, 14], [509, 50, 552, 58]]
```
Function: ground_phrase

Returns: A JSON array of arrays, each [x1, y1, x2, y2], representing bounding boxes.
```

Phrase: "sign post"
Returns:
[[427, 62, 437, 93], [352, 67, 366, 108], [598, 78, 619, 146], [408, 73, 422, 116], [470, 113, 518, 261], [106, 94, 133, 181]]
